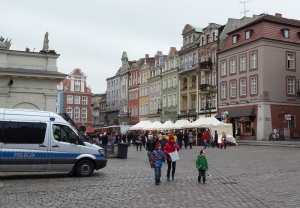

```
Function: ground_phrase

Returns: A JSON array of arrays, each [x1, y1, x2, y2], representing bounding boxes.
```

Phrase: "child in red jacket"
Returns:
[[164, 134, 180, 181]]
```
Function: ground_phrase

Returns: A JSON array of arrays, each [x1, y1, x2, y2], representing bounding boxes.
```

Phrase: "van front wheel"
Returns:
[[75, 160, 95, 177]]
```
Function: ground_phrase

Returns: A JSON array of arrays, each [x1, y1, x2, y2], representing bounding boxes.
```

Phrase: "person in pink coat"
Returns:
[[164, 134, 180, 181]]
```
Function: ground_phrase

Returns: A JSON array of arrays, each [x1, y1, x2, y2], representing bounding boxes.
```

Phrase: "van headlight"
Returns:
[[98, 149, 105, 155]]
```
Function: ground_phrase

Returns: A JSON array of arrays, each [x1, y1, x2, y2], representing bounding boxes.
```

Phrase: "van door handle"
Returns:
[[52, 145, 59, 148], [39, 144, 46, 147]]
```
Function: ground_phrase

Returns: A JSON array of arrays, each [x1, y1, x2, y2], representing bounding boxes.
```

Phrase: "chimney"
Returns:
[[145, 54, 149, 58], [275, 13, 282, 17]]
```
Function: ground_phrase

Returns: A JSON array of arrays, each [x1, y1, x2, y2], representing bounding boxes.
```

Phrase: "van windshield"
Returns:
[[58, 113, 89, 143]]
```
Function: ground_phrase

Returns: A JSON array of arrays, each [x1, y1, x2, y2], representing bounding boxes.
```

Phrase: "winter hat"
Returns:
[[169, 134, 174, 141], [200, 150, 205, 155]]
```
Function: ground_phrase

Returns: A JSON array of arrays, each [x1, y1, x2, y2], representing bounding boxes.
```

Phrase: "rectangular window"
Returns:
[[168, 94, 172, 107], [82, 96, 87, 105], [163, 96, 166, 107], [250, 77, 257, 94], [212, 72, 216, 85], [232, 35, 237, 44], [250, 53, 257, 69], [240, 79, 246, 96], [191, 97, 195, 109], [230, 81, 236, 97], [230, 59, 236, 73], [221, 61, 226, 76], [82, 109, 87, 118], [240, 56, 246, 71], [163, 79, 167, 89], [168, 77, 172, 88], [284, 29, 289, 38], [150, 85, 153, 93], [173, 76, 177, 87], [221, 83, 227, 99], [67, 95, 73, 104], [245, 30, 251, 39], [74, 96, 80, 104], [75, 83, 80, 91], [173, 93, 176, 106], [287, 78, 295, 95], [3, 122, 47, 144], [74, 108, 80, 118], [193, 53, 197, 64], [287, 54, 295, 69], [67, 108, 72, 118], [288, 115, 296, 128]]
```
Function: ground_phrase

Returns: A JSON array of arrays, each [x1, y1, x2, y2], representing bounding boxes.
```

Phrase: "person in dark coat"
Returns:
[[183, 130, 189, 149], [127, 132, 133, 146], [101, 132, 108, 145], [214, 130, 219, 148], [122, 132, 127, 143], [176, 130, 183, 149], [160, 133, 168, 151]]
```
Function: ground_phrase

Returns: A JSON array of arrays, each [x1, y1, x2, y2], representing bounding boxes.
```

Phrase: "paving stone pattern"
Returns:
[[0, 145, 299, 208]]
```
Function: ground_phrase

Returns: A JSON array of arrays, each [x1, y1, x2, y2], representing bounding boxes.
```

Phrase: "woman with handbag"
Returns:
[[164, 134, 180, 181]]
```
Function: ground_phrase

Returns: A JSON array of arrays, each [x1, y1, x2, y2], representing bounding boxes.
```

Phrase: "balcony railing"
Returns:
[[200, 61, 212, 71], [199, 84, 217, 93]]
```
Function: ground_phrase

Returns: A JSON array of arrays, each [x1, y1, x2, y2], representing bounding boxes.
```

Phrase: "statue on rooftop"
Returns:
[[42, 32, 49, 51], [0, 36, 12, 49]]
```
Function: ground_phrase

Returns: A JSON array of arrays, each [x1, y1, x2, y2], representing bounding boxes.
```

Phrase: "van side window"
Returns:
[[53, 124, 78, 144], [3, 121, 46, 144]]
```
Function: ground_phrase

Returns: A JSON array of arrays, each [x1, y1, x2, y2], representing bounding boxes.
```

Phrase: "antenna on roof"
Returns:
[[240, 0, 251, 17]]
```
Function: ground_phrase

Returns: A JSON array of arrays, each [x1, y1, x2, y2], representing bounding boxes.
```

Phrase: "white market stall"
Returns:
[[183, 117, 236, 144], [172, 120, 191, 130], [129, 120, 152, 131], [142, 121, 163, 131], [158, 120, 174, 130]]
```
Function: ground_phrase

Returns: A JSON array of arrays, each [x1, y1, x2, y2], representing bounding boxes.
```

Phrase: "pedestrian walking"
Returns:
[[146, 134, 156, 161], [196, 150, 208, 184], [183, 130, 189, 149], [214, 130, 219, 148], [149, 143, 165, 185], [110, 133, 116, 145], [176, 130, 183, 149], [203, 129, 210, 149], [164, 134, 180, 181], [188, 130, 194, 149]]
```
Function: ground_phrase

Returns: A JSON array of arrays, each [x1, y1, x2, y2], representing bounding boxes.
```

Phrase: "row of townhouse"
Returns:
[[105, 13, 300, 140]]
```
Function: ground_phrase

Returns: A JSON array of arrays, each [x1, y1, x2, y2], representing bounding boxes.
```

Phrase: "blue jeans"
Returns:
[[154, 166, 161, 182], [204, 140, 209, 148]]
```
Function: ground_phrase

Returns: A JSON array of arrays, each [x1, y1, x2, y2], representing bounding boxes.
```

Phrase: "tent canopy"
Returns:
[[142, 121, 163, 130], [158, 120, 174, 130], [129, 121, 152, 131], [172, 120, 191, 129]]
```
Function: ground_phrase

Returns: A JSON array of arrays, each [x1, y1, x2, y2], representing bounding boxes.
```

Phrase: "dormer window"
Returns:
[[232, 35, 238, 44], [245, 29, 253, 39], [282, 28, 290, 38]]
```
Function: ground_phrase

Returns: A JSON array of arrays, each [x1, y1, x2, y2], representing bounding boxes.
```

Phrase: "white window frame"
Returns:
[[245, 30, 251, 39], [74, 96, 80, 104], [168, 77, 172, 88], [168, 94, 172, 107], [82, 96, 87, 105], [240, 56, 246, 71], [230, 59, 236, 73], [163, 95, 166, 107], [82, 109, 87, 118], [240, 79, 246, 96], [67, 95, 73, 104], [173, 93, 176, 106], [221, 83, 227, 99], [173, 76, 177, 87], [67, 108, 72, 118], [287, 78, 295, 95], [163, 79, 167, 89], [287, 54, 295, 69], [251, 53, 257, 69], [284, 29, 289, 38], [74, 108, 80, 118], [250, 77, 257, 94], [221, 61, 226, 76], [230, 81, 236, 97], [232, 35, 237, 44]]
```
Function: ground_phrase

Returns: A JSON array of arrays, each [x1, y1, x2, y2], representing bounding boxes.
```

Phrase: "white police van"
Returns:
[[0, 108, 107, 177]]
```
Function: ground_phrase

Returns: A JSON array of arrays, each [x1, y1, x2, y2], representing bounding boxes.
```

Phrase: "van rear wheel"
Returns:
[[75, 160, 94, 177]]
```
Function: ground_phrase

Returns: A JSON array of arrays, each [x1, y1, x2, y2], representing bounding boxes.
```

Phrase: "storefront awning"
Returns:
[[215, 107, 255, 119]]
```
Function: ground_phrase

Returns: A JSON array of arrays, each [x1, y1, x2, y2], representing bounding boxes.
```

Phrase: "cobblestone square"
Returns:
[[0, 145, 299, 208]]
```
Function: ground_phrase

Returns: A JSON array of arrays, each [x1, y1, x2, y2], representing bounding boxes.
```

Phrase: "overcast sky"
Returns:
[[1, 0, 299, 94]]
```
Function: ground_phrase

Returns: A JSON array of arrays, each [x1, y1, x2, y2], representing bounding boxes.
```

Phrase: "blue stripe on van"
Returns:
[[1, 151, 104, 159]]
